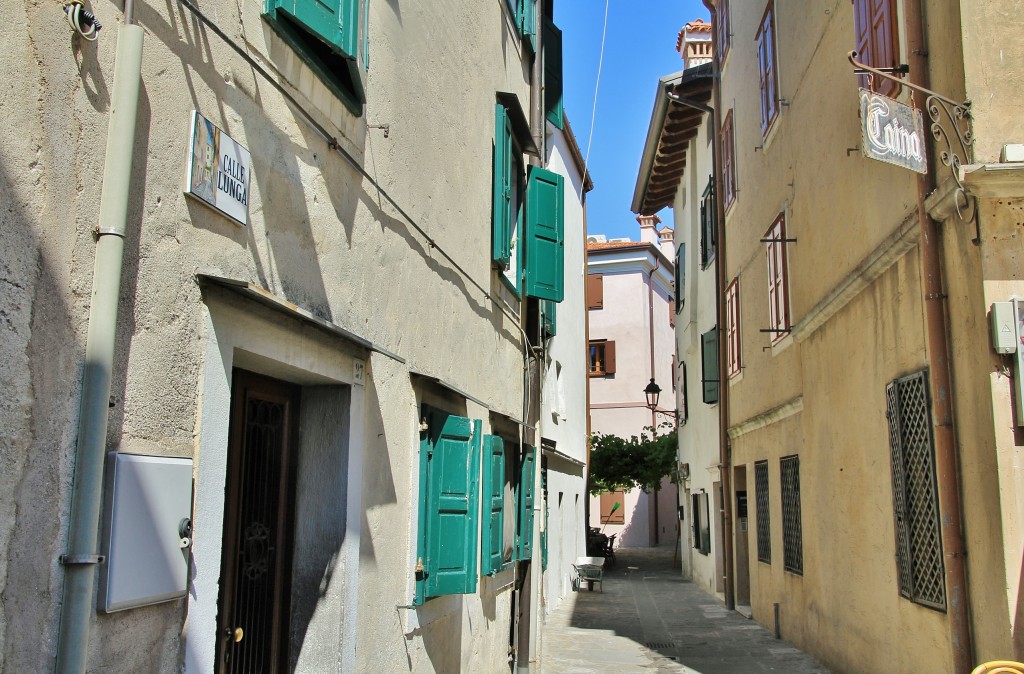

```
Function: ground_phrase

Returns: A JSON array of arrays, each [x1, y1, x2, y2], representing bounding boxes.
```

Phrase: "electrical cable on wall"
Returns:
[[65, 1, 102, 40], [580, 0, 609, 199]]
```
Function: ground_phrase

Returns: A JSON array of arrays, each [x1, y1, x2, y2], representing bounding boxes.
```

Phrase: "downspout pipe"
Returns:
[[903, 2, 973, 670], [56, 14, 144, 674], [649, 254, 660, 543]]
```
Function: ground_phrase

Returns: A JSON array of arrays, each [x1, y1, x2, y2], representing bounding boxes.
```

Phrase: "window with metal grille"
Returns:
[[755, 460, 771, 564], [780, 455, 802, 574], [716, 0, 730, 65], [886, 370, 946, 610]]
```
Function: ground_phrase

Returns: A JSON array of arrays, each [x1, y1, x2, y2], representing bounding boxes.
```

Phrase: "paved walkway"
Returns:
[[541, 545, 831, 673]]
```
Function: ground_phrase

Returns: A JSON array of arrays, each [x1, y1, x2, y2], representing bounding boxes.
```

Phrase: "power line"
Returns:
[[581, 0, 610, 198]]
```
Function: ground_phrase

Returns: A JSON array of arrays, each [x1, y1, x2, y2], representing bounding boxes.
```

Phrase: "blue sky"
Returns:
[[555, 1, 710, 241]]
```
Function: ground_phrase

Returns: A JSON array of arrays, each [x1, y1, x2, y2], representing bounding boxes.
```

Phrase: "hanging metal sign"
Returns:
[[185, 110, 251, 226], [859, 88, 928, 174]]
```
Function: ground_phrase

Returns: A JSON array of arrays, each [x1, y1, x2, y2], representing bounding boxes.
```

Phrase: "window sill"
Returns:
[[761, 113, 782, 154], [728, 370, 743, 386], [770, 332, 793, 357]]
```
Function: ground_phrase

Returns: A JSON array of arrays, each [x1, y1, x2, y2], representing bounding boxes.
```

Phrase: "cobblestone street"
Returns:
[[541, 546, 831, 673]]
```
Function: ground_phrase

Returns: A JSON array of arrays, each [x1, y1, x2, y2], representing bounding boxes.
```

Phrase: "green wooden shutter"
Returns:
[[524, 166, 565, 302], [543, 20, 564, 129], [701, 328, 720, 404], [480, 435, 505, 576], [518, 0, 537, 51], [541, 299, 556, 337], [517, 445, 536, 560], [266, 0, 358, 59], [493, 104, 513, 270], [417, 409, 481, 603]]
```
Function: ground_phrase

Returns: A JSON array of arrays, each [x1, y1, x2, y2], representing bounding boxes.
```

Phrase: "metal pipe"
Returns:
[[903, 1, 973, 670], [56, 19, 144, 674], [773, 602, 781, 639], [648, 254, 660, 543]]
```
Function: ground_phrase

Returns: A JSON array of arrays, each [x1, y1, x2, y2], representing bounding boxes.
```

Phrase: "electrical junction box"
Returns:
[[98, 452, 193, 613], [991, 301, 1017, 354]]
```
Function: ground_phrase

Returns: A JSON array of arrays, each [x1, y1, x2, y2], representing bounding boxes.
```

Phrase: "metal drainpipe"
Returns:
[[55, 9, 144, 673], [699, 0, 734, 612], [648, 254, 660, 543], [904, 1, 973, 670]]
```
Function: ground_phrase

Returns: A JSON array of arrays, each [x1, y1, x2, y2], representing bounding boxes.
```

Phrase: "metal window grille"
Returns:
[[755, 460, 771, 564], [780, 455, 802, 574], [885, 370, 946, 610]]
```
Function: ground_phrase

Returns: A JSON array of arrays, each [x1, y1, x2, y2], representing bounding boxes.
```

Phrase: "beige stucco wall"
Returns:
[[0, 0, 540, 670], [714, 0, 1024, 671]]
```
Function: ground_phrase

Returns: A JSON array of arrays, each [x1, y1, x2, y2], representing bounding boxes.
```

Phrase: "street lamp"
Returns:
[[644, 378, 662, 411]]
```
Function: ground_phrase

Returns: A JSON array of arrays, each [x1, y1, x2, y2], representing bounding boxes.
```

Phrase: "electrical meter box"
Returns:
[[98, 452, 193, 612], [991, 301, 1017, 354]]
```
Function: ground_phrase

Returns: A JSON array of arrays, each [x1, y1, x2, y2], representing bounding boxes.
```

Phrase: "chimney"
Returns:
[[637, 214, 662, 246], [676, 19, 713, 70], [658, 226, 676, 259]]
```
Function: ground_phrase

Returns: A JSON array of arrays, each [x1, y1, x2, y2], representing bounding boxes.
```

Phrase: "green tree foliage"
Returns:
[[588, 422, 678, 494]]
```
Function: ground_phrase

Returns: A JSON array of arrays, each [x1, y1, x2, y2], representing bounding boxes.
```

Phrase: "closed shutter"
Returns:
[[701, 328, 719, 404], [543, 19, 564, 129], [524, 167, 565, 302], [480, 435, 505, 576], [518, 0, 537, 51], [493, 104, 513, 269], [516, 445, 536, 560], [266, 0, 359, 59], [587, 274, 604, 310], [416, 409, 481, 603]]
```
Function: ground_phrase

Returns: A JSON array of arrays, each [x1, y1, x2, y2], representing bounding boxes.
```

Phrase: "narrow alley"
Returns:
[[542, 546, 829, 673]]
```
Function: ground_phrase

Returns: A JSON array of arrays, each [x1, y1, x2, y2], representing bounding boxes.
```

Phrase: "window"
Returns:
[[679, 361, 689, 423], [721, 111, 737, 211], [725, 278, 741, 377], [600, 491, 625, 524], [886, 370, 946, 610], [755, 2, 780, 136], [541, 299, 556, 338], [700, 178, 716, 268], [481, 435, 506, 576], [543, 18, 564, 129], [669, 292, 675, 328], [716, 0, 731, 65], [671, 355, 677, 391], [692, 492, 710, 555], [701, 327, 719, 404], [587, 274, 604, 310], [415, 407, 481, 604], [765, 214, 791, 343], [780, 455, 802, 575], [755, 460, 771, 564], [854, 0, 900, 97], [493, 102, 525, 293], [674, 243, 685, 313], [588, 340, 616, 376], [262, 0, 366, 114]]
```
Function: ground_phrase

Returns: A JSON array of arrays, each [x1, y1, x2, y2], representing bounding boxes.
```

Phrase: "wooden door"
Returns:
[[217, 370, 300, 674]]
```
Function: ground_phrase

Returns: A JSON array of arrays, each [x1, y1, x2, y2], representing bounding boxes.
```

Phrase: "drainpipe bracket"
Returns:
[[60, 554, 106, 565]]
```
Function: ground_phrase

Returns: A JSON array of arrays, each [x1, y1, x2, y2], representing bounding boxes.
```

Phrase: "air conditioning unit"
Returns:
[[587, 234, 607, 243], [608, 237, 631, 243], [678, 462, 690, 480]]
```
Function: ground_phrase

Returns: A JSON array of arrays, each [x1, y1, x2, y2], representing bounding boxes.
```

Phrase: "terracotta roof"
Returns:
[[636, 64, 713, 215], [587, 240, 651, 251]]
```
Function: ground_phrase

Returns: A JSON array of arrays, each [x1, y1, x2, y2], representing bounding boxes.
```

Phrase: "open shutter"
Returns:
[[603, 341, 617, 375], [266, 0, 358, 58], [516, 445, 536, 560], [518, 0, 537, 51], [480, 435, 505, 576], [587, 274, 604, 310], [493, 105, 513, 270], [541, 299, 557, 338], [701, 328, 719, 404], [419, 411, 481, 602], [524, 167, 565, 302], [543, 20, 564, 129]]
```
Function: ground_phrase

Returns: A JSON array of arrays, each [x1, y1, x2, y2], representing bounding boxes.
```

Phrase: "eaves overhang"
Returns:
[[631, 63, 713, 216]]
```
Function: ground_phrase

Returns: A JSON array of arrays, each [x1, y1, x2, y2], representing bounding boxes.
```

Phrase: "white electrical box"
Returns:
[[991, 301, 1017, 354], [98, 452, 193, 612]]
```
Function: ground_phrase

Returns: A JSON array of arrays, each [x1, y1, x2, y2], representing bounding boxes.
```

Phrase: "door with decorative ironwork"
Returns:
[[217, 370, 299, 674]]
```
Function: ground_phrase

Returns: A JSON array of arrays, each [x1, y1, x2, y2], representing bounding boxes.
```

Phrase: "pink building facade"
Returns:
[[587, 220, 678, 548]]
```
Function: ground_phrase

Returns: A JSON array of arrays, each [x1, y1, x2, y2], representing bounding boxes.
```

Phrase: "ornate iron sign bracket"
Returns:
[[849, 51, 976, 224]]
